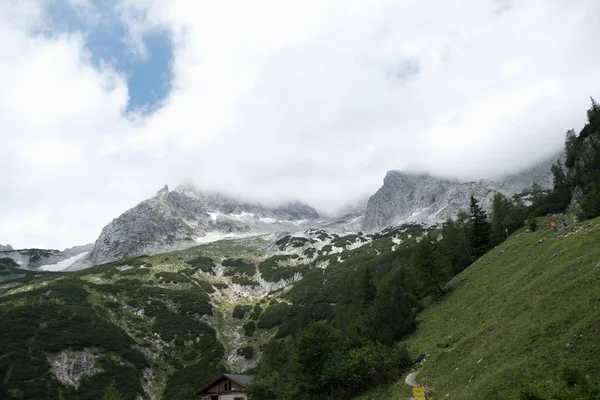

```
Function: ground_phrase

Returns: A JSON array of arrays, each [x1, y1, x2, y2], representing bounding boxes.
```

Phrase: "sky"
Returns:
[[2, 0, 600, 250]]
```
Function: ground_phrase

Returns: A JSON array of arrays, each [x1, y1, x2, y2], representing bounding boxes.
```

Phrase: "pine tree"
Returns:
[[469, 195, 491, 258], [413, 238, 450, 294], [490, 193, 526, 246], [550, 162, 571, 212], [369, 266, 420, 345], [361, 266, 376, 308], [440, 217, 473, 274]]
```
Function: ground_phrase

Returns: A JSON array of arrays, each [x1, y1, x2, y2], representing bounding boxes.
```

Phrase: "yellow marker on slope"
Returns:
[[412, 386, 426, 399]]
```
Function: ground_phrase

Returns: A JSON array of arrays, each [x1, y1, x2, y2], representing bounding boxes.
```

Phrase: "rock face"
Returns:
[[0, 244, 13, 251], [0, 244, 93, 271], [47, 349, 100, 389], [362, 155, 559, 232], [87, 184, 322, 266], [362, 172, 499, 231], [85, 154, 562, 265]]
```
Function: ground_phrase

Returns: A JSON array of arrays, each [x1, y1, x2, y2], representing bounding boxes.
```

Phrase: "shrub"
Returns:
[[528, 219, 538, 232], [258, 256, 304, 282], [257, 303, 294, 330], [237, 346, 254, 359], [232, 305, 252, 319], [250, 304, 263, 320], [231, 276, 258, 287], [155, 272, 189, 284], [120, 268, 150, 277], [243, 321, 256, 336], [184, 256, 215, 273], [222, 258, 256, 276]]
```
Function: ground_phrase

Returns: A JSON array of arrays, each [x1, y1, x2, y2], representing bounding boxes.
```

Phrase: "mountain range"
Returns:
[[3, 153, 560, 271]]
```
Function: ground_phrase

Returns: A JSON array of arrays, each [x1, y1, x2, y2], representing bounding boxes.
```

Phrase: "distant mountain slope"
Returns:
[[358, 215, 600, 400], [496, 152, 563, 194], [362, 154, 560, 232], [0, 244, 93, 270], [362, 172, 498, 232], [86, 184, 322, 266]]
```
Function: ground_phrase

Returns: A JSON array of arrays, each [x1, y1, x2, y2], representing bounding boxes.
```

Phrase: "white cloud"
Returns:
[[2, 0, 600, 249]]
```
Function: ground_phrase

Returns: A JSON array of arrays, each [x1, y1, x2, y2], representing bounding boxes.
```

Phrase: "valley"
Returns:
[[0, 225, 424, 399]]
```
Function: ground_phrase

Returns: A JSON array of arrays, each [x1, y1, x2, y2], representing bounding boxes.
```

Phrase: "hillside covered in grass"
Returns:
[[359, 216, 600, 400]]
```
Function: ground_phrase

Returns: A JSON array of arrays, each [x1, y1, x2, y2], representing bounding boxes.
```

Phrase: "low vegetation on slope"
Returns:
[[359, 216, 600, 400], [0, 255, 223, 400]]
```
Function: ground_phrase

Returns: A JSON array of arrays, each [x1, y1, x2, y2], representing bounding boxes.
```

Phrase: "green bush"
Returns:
[[155, 272, 189, 284], [232, 305, 252, 319], [578, 189, 600, 221], [258, 255, 303, 283], [120, 267, 150, 277], [184, 255, 215, 273], [243, 321, 256, 336], [237, 346, 254, 359], [250, 304, 263, 320], [232, 276, 258, 286], [528, 219, 538, 232], [222, 258, 256, 276], [257, 303, 294, 330]]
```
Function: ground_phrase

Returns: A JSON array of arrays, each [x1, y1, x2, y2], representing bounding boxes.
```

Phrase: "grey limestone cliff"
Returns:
[[362, 154, 560, 232], [362, 172, 499, 232], [87, 184, 322, 266]]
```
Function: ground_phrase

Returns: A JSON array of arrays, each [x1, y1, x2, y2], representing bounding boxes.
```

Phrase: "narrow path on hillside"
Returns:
[[405, 371, 420, 387]]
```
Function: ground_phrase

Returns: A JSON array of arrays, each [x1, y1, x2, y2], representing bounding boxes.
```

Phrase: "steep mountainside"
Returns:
[[359, 215, 600, 400], [80, 154, 560, 268], [363, 156, 559, 232], [86, 184, 322, 266], [0, 224, 424, 399], [363, 173, 499, 232]]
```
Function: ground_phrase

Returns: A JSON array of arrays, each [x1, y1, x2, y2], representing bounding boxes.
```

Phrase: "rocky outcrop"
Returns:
[[0, 248, 62, 269], [362, 156, 558, 232], [62, 243, 95, 258], [362, 172, 499, 231], [47, 349, 101, 389], [0, 244, 13, 251], [0, 244, 93, 271], [87, 184, 322, 266]]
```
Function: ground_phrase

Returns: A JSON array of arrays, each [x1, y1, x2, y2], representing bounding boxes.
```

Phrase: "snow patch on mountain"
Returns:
[[40, 252, 90, 272]]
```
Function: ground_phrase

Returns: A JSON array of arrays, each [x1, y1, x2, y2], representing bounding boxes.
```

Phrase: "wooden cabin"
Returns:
[[197, 374, 252, 400]]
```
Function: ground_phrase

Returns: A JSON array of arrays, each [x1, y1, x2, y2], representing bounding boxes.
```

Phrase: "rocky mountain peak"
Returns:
[[0, 244, 13, 251], [362, 155, 559, 232], [85, 183, 325, 266], [273, 201, 320, 220], [156, 184, 169, 200]]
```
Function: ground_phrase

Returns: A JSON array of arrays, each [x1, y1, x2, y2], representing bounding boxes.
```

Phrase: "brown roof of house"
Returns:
[[197, 373, 253, 394]]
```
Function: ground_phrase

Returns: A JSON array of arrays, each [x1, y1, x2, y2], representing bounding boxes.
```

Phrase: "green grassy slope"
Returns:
[[359, 216, 600, 400]]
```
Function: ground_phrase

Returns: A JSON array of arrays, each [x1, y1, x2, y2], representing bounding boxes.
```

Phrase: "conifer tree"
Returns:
[[413, 238, 450, 294], [361, 266, 376, 308], [469, 195, 491, 258], [550, 162, 571, 212]]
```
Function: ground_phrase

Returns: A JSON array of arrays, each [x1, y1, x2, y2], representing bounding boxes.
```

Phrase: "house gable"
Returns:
[[198, 374, 252, 399]]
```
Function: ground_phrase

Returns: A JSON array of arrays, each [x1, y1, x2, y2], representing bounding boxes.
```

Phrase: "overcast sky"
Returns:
[[1, 0, 600, 250]]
